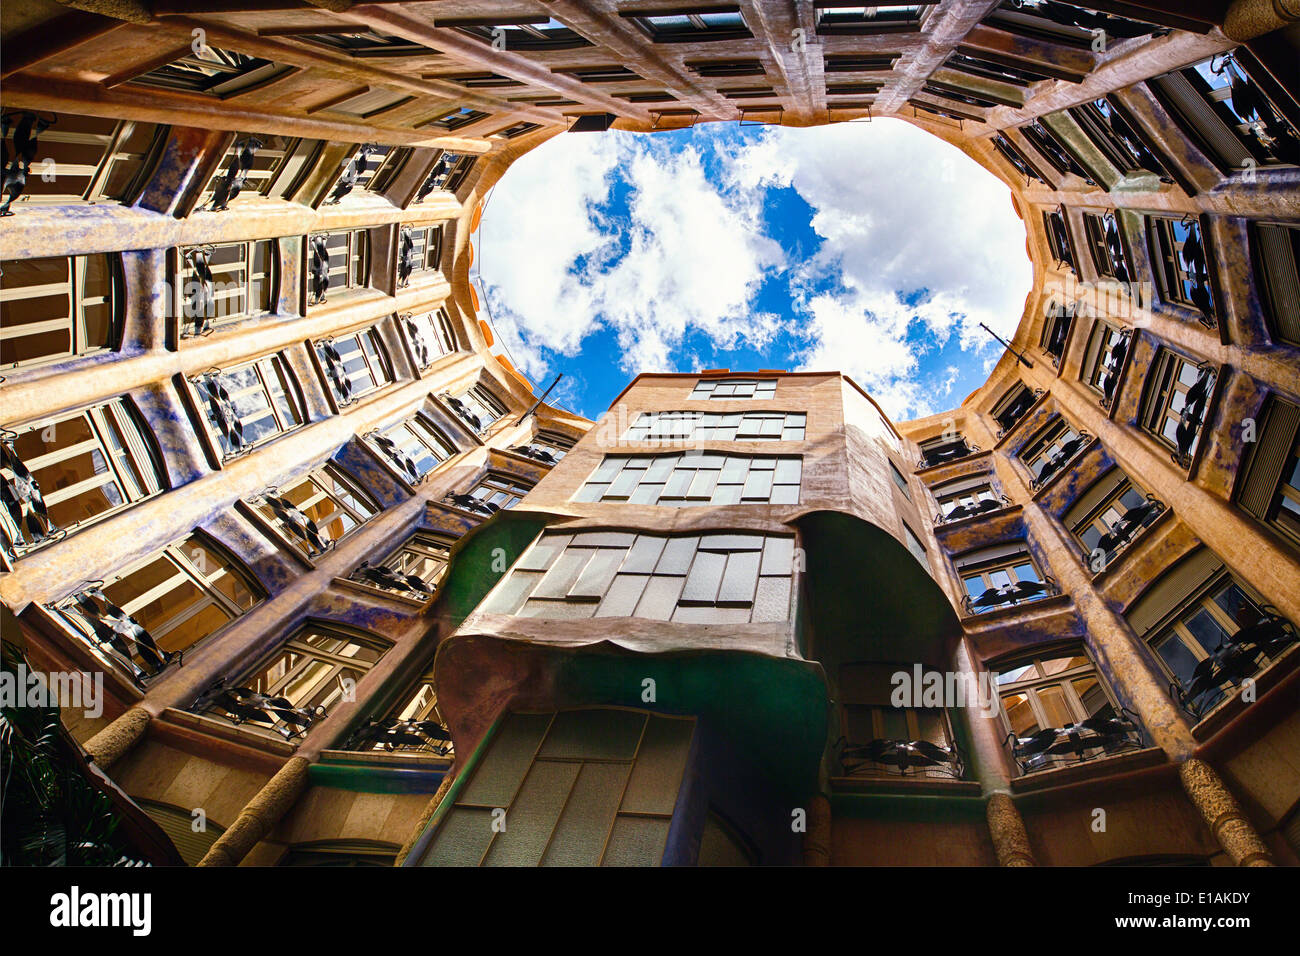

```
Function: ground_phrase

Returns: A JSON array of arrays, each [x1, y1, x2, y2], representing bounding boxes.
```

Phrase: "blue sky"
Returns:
[[474, 118, 1032, 422]]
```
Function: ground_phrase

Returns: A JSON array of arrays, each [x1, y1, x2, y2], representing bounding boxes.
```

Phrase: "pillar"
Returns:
[[802, 794, 832, 866], [83, 706, 151, 769], [1224, 0, 1300, 39], [987, 792, 1036, 866], [1178, 758, 1275, 866], [197, 756, 310, 867]]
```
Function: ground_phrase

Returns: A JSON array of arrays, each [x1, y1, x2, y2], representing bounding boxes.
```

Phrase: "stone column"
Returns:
[[1178, 758, 1274, 866], [987, 792, 1036, 866], [197, 756, 310, 867], [394, 767, 459, 866], [84, 706, 151, 769], [1224, 0, 1300, 39], [802, 794, 832, 866]]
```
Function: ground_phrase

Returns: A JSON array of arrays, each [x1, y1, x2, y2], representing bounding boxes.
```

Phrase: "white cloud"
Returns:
[[478, 118, 1031, 420], [478, 131, 784, 379]]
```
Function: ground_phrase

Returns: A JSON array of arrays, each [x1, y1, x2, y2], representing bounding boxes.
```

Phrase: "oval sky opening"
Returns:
[[478, 118, 1033, 421]]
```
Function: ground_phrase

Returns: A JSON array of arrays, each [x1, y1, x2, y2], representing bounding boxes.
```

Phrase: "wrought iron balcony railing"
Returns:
[[917, 438, 980, 470], [343, 716, 452, 756], [837, 736, 964, 780], [443, 491, 498, 516], [963, 575, 1059, 615], [934, 494, 1012, 525], [1170, 608, 1297, 719], [348, 561, 434, 601], [252, 487, 334, 557], [2, 429, 65, 557], [441, 392, 483, 434], [509, 443, 559, 465], [1005, 707, 1144, 775], [1081, 494, 1165, 570], [1097, 329, 1130, 411], [1029, 430, 1091, 491], [192, 677, 325, 741], [68, 583, 179, 685], [1171, 363, 1215, 468]]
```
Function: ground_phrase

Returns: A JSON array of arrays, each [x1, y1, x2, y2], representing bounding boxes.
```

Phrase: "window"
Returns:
[[251, 465, 377, 559], [494, 122, 542, 139], [308, 230, 369, 305], [621, 7, 752, 42], [126, 46, 292, 98], [291, 28, 433, 57], [48, 533, 259, 683], [932, 475, 1000, 523], [348, 532, 453, 603], [191, 354, 303, 460], [1082, 212, 1131, 283], [1040, 305, 1073, 366], [996, 651, 1138, 774], [1235, 395, 1300, 548], [1067, 467, 1164, 568], [946, 50, 1051, 87], [901, 523, 930, 572], [1080, 319, 1130, 407], [577, 453, 801, 506], [196, 624, 389, 739], [366, 414, 455, 484], [8, 113, 166, 207], [1149, 54, 1300, 171], [401, 309, 459, 369], [991, 382, 1038, 436], [443, 18, 591, 51], [198, 135, 309, 208], [398, 225, 443, 287], [421, 108, 489, 132], [888, 460, 911, 499], [513, 431, 576, 464], [917, 433, 976, 468], [1146, 216, 1216, 323], [467, 473, 533, 511], [1141, 350, 1216, 466], [624, 411, 805, 442], [814, 3, 933, 35], [319, 144, 393, 201], [345, 665, 452, 755], [690, 378, 776, 400], [1249, 222, 1300, 346], [179, 240, 275, 335], [983, 3, 1160, 47], [1022, 120, 1094, 182], [416, 151, 476, 194], [445, 384, 507, 434], [1070, 99, 1170, 179], [1128, 549, 1297, 718], [483, 531, 796, 624], [367, 147, 413, 194], [689, 59, 766, 77], [956, 543, 1053, 613], [1042, 207, 1077, 270], [315, 326, 393, 406], [1, 397, 163, 558], [0, 254, 119, 367], [992, 133, 1047, 184], [279, 842, 399, 867], [417, 710, 694, 866], [825, 53, 900, 73], [1021, 416, 1089, 490], [318, 89, 414, 120], [837, 663, 960, 779]]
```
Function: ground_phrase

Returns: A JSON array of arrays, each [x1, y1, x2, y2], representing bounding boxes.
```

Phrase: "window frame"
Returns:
[[178, 239, 277, 335], [315, 324, 394, 407], [1140, 349, 1216, 465], [251, 464, 378, 560], [956, 544, 1052, 613], [0, 253, 123, 368], [49, 531, 261, 681], [577, 452, 802, 506], [190, 352, 304, 461], [620, 6, 753, 42], [1, 396, 165, 560], [366, 413, 456, 484]]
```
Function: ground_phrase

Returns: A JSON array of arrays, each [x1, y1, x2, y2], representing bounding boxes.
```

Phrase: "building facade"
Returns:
[[1, 0, 1298, 866]]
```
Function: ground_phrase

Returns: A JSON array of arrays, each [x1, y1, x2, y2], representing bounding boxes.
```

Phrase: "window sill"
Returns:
[[1188, 642, 1300, 743], [1009, 745, 1166, 793], [157, 706, 299, 757], [332, 575, 432, 609], [317, 748, 452, 773], [960, 591, 1071, 626], [933, 502, 1022, 535], [829, 775, 981, 797]]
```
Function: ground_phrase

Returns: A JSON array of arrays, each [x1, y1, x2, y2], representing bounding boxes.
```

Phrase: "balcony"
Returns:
[[917, 436, 979, 469], [1169, 608, 1297, 719], [837, 737, 964, 780], [935, 493, 1011, 525], [1005, 708, 1143, 775], [191, 677, 326, 741], [342, 716, 452, 756]]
